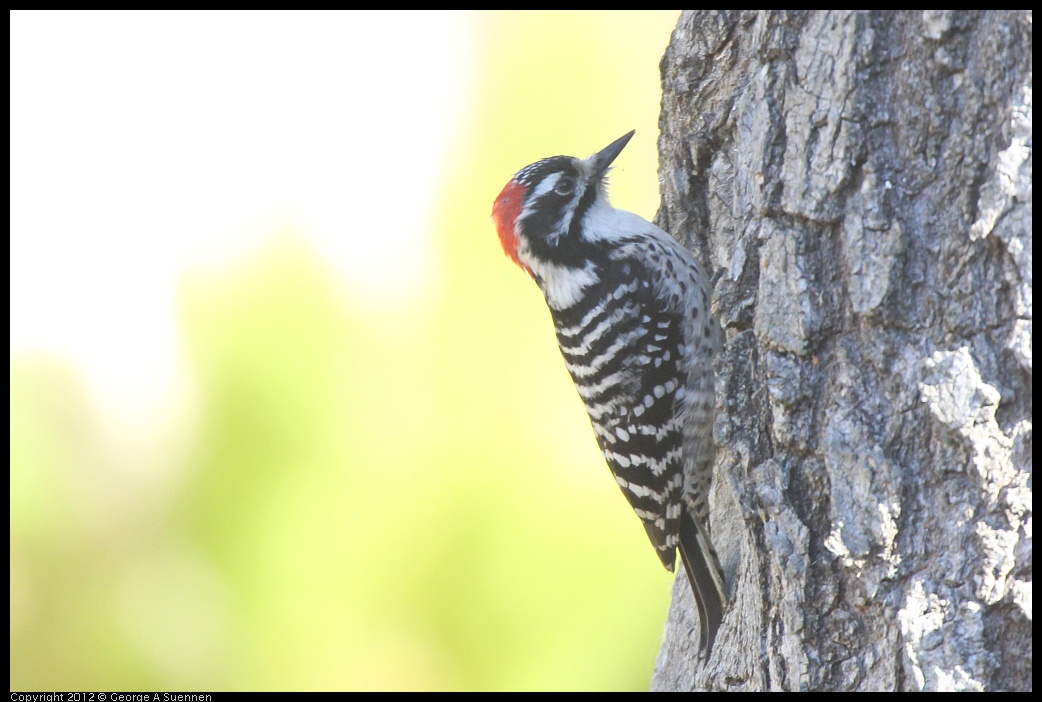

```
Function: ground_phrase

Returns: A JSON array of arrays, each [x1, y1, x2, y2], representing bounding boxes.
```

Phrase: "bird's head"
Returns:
[[492, 130, 635, 277]]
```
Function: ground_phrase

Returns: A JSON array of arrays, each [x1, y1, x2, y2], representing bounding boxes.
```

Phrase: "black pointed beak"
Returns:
[[590, 130, 635, 179]]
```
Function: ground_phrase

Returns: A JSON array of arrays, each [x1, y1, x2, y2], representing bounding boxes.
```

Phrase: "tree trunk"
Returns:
[[651, 10, 1031, 691]]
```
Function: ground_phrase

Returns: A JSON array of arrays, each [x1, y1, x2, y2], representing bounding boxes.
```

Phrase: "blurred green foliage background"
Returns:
[[11, 10, 682, 691]]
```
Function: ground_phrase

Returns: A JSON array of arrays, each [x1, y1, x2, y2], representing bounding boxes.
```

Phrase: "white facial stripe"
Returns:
[[519, 172, 562, 225], [532, 172, 562, 197], [517, 170, 591, 246]]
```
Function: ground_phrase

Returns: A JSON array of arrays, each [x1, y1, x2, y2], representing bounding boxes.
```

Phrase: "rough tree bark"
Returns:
[[651, 11, 1031, 691]]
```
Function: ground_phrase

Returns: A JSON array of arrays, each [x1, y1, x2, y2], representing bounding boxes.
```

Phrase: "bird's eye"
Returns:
[[554, 177, 575, 196]]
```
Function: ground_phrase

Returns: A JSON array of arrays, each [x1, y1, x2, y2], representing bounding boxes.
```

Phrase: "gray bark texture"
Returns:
[[651, 10, 1031, 691]]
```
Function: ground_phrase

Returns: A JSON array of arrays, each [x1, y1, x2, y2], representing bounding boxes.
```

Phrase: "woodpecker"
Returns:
[[492, 131, 727, 654]]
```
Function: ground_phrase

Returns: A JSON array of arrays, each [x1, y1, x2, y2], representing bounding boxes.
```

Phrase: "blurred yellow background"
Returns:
[[11, 10, 682, 691]]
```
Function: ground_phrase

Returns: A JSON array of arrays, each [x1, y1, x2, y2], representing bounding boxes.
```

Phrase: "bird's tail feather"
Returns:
[[678, 511, 727, 656]]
